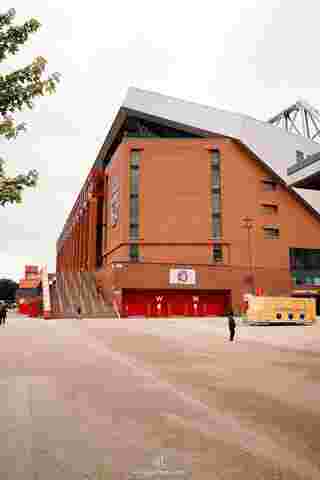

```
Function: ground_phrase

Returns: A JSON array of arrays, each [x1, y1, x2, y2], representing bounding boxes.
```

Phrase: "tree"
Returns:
[[0, 8, 60, 206], [0, 278, 18, 302]]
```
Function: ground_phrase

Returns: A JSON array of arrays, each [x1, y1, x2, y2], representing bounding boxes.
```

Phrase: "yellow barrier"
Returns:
[[246, 296, 316, 324]]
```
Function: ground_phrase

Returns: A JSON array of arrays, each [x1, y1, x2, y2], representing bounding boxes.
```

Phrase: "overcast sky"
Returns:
[[1, 0, 320, 281]]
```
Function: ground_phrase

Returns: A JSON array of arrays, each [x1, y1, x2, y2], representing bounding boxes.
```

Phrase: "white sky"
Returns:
[[1, 0, 320, 281]]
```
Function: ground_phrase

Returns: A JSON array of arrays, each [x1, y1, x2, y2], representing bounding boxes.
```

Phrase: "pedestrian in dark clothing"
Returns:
[[0, 304, 6, 325], [77, 306, 81, 319], [228, 310, 236, 341], [2, 304, 7, 325]]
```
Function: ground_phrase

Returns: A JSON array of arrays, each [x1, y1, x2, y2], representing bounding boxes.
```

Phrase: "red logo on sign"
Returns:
[[177, 270, 188, 283]]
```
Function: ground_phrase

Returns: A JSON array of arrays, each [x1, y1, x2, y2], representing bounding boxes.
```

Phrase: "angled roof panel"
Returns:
[[123, 87, 320, 212], [123, 87, 244, 140]]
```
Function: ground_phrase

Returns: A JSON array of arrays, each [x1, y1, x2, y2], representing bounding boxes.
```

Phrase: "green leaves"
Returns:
[[0, 56, 61, 115], [0, 158, 38, 206], [0, 8, 60, 207], [0, 9, 41, 61]]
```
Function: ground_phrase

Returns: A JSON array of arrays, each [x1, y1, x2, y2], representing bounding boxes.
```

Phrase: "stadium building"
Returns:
[[52, 89, 320, 318]]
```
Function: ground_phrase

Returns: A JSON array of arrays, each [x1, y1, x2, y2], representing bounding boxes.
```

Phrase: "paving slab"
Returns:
[[0, 312, 319, 479]]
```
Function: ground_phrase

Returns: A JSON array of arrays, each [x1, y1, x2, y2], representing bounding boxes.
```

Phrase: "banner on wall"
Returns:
[[169, 269, 196, 285], [110, 175, 120, 227]]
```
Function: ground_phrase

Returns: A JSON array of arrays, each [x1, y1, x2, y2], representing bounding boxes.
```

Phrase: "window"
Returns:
[[130, 196, 139, 224], [130, 223, 139, 239], [261, 204, 278, 215], [213, 244, 223, 263], [130, 150, 141, 167], [291, 271, 320, 286], [290, 248, 320, 270], [130, 167, 139, 196], [211, 150, 220, 167], [129, 149, 141, 240], [129, 243, 139, 262], [212, 192, 221, 214], [212, 215, 222, 239], [262, 179, 277, 191], [211, 168, 220, 188], [263, 226, 280, 239], [210, 150, 222, 238]]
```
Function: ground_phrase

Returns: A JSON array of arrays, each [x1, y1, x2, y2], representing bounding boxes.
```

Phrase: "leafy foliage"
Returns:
[[0, 8, 60, 206], [0, 157, 37, 205]]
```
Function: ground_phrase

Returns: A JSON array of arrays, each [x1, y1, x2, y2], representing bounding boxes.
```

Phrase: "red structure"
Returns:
[[16, 266, 42, 317], [55, 88, 320, 317]]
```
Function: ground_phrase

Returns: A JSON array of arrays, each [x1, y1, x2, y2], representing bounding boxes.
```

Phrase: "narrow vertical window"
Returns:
[[210, 150, 221, 239], [213, 244, 223, 263], [129, 244, 139, 262], [129, 150, 141, 259]]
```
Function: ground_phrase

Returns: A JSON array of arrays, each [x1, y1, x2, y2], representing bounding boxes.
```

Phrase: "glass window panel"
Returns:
[[309, 251, 320, 269], [289, 249, 297, 270], [262, 180, 277, 191], [296, 249, 305, 268], [130, 223, 139, 239], [130, 167, 139, 196], [212, 215, 221, 238], [129, 243, 139, 261], [263, 227, 279, 239], [130, 150, 141, 167], [212, 192, 220, 214], [130, 196, 139, 224], [213, 244, 223, 263], [290, 248, 320, 270], [211, 150, 220, 167], [211, 166, 220, 188]]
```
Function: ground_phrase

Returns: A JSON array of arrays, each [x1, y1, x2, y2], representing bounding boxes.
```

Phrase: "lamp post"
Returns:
[[242, 217, 255, 294]]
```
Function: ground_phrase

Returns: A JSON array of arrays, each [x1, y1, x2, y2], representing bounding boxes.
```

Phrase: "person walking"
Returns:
[[228, 310, 236, 341], [0, 303, 6, 326], [2, 304, 7, 325]]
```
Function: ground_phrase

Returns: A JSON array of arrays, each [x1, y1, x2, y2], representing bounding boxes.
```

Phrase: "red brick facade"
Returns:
[[57, 136, 320, 315]]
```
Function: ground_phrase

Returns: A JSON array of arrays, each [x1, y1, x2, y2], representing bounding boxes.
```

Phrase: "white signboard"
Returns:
[[169, 269, 196, 285]]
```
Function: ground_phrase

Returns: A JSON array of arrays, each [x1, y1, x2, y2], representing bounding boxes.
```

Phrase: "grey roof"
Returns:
[[123, 87, 320, 212]]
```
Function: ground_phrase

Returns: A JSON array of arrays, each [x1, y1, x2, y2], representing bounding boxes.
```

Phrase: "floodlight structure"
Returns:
[[269, 100, 320, 142]]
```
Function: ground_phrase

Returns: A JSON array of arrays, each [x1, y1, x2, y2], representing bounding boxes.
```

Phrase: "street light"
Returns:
[[242, 217, 255, 294]]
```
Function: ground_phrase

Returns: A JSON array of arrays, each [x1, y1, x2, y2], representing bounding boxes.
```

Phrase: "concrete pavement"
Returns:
[[0, 312, 319, 479]]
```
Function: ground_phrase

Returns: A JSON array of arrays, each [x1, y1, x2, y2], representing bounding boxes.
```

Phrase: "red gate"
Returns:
[[123, 290, 230, 318]]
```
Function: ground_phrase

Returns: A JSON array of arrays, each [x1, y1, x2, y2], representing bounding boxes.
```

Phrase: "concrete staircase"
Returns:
[[51, 272, 117, 318]]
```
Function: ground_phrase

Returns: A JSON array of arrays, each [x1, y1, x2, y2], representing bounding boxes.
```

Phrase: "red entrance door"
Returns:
[[150, 296, 168, 317], [167, 293, 192, 316], [124, 292, 146, 317], [200, 294, 227, 316], [123, 290, 229, 318]]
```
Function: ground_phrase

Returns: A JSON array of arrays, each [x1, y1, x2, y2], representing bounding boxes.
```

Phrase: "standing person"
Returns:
[[228, 310, 236, 341], [77, 306, 82, 319], [2, 304, 7, 325]]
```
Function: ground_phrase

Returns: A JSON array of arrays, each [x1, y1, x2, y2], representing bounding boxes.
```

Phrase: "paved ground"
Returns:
[[0, 312, 320, 479]]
